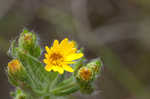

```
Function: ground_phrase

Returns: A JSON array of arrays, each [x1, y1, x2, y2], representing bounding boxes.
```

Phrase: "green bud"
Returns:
[[87, 58, 103, 74], [77, 67, 93, 82], [8, 59, 22, 74], [7, 59, 28, 87], [18, 29, 42, 58], [76, 58, 102, 94], [76, 66, 94, 94]]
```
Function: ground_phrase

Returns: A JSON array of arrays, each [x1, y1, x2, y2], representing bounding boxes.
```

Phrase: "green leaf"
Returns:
[[51, 81, 79, 96], [17, 51, 58, 94], [8, 73, 19, 86], [56, 76, 74, 88]]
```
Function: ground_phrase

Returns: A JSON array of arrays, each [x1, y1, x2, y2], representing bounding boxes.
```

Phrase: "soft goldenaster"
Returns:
[[43, 38, 83, 74]]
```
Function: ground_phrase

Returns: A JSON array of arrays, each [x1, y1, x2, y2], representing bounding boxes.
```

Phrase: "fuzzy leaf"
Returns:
[[17, 51, 58, 94], [51, 80, 79, 96]]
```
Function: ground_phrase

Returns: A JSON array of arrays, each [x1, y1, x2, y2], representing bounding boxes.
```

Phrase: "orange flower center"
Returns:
[[50, 53, 63, 60], [79, 68, 92, 81], [50, 53, 64, 66]]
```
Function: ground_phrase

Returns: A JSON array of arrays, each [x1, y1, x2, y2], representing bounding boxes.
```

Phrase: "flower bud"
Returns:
[[87, 58, 102, 74], [7, 59, 28, 87], [18, 29, 41, 57], [18, 30, 36, 49], [75, 58, 102, 94], [23, 33, 33, 45], [77, 66, 93, 82], [76, 67, 94, 94], [8, 59, 22, 74]]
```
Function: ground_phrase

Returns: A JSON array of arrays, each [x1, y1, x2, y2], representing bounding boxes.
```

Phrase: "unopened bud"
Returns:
[[18, 29, 41, 57], [18, 30, 36, 48], [76, 66, 94, 94], [87, 58, 102, 74], [8, 59, 22, 74], [7, 59, 28, 87], [23, 33, 33, 45], [77, 67, 93, 82]]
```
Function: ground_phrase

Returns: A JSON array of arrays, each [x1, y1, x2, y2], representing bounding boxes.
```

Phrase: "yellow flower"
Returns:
[[8, 59, 21, 73], [43, 38, 83, 74]]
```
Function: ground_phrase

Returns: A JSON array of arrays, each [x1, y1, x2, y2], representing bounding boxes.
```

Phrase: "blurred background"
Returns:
[[0, 0, 150, 99]]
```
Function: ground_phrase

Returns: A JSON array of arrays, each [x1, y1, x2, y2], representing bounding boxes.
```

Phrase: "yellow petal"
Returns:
[[45, 65, 52, 72], [43, 59, 48, 64], [44, 54, 49, 59], [52, 66, 57, 72], [45, 46, 50, 52], [52, 66, 64, 74], [63, 65, 74, 72], [60, 38, 68, 47], [53, 40, 59, 48], [64, 61, 75, 64], [58, 67, 64, 74], [65, 48, 77, 55], [68, 41, 76, 48], [66, 53, 84, 61]]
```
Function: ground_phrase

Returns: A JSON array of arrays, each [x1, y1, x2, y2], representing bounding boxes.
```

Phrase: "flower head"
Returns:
[[43, 38, 83, 74], [78, 67, 93, 81], [8, 59, 21, 73]]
